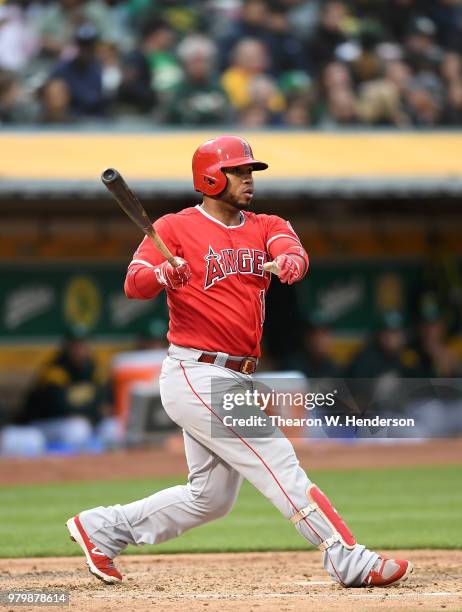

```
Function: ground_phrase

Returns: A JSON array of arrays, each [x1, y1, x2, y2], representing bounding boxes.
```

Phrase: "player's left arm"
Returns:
[[265, 216, 309, 285]]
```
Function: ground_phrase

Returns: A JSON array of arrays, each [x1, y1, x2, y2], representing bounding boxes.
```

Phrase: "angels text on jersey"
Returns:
[[204, 246, 267, 289]]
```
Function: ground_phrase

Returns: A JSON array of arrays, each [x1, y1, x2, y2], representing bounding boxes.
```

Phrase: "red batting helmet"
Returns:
[[192, 135, 268, 196]]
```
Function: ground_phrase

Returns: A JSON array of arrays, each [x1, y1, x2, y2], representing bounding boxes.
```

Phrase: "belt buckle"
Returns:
[[240, 358, 256, 375]]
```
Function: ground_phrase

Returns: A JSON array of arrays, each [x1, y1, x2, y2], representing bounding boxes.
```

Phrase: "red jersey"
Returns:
[[125, 205, 308, 357]]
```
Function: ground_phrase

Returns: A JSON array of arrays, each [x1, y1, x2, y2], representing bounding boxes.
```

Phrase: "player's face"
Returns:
[[221, 164, 254, 209]]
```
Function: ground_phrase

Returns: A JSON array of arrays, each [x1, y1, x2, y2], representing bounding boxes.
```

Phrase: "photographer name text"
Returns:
[[222, 415, 415, 428]]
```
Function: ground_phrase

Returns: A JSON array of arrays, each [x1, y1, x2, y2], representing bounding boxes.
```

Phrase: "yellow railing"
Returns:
[[2, 132, 462, 180]]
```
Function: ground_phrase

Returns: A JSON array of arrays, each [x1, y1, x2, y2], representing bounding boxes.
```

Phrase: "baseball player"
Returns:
[[67, 136, 412, 588]]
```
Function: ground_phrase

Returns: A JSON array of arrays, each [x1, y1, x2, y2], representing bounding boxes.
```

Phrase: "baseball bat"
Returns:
[[101, 168, 180, 267], [263, 261, 281, 276]]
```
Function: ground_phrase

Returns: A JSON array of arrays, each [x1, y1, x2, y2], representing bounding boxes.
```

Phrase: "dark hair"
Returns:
[[141, 17, 172, 40], [74, 23, 99, 45]]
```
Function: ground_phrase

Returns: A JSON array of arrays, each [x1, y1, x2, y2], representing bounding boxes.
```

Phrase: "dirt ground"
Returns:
[[1, 437, 462, 486], [1, 550, 461, 612]]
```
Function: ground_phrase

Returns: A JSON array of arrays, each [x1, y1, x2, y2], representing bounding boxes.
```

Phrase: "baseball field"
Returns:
[[1, 438, 461, 612]]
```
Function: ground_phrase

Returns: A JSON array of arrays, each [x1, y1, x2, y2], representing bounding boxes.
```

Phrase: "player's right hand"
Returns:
[[155, 258, 192, 289], [274, 254, 302, 285]]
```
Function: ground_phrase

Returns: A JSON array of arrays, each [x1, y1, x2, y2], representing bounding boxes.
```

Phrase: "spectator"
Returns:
[[351, 20, 385, 85], [441, 52, 462, 125], [241, 74, 285, 124], [373, 0, 417, 43], [34, 0, 126, 60], [124, 0, 203, 36], [98, 40, 123, 100], [238, 103, 272, 127], [0, 4, 38, 73], [117, 24, 156, 115], [11, 326, 122, 453], [443, 80, 462, 126], [346, 311, 410, 379], [404, 304, 462, 378], [222, 38, 284, 112], [280, 70, 313, 126], [305, 1, 349, 74], [414, 228, 462, 335], [403, 75, 442, 126], [426, 0, 462, 52], [357, 59, 414, 126], [322, 61, 353, 93], [358, 77, 407, 126], [299, 313, 342, 379], [385, 59, 413, 95], [34, 0, 84, 59], [298, 312, 348, 440], [38, 78, 72, 124], [283, 96, 311, 126], [441, 51, 462, 84], [165, 34, 229, 125], [322, 87, 360, 126], [286, 0, 322, 41], [266, 4, 305, 76], [51, 24, 108, 119], [140, 17, 182, 97], [404, 16, 442, 74], [0, 70, 37, 124], [219, 0, 272, 70]]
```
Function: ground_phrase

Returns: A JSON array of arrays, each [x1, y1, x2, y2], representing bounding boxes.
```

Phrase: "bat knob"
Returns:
[[101, 168, 119, 184]]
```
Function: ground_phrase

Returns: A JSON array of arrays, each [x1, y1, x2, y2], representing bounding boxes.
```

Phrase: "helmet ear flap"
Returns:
[[202, 170, 227, 196]]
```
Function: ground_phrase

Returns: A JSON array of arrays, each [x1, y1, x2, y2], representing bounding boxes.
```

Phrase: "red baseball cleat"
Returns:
[[66, 515, 122, 584], [363, 557, 413, 587]]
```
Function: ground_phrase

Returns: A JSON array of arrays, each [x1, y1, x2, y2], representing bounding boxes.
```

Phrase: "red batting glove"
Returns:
[[274, 254, 302, 285], [154, 258, 192, 289]]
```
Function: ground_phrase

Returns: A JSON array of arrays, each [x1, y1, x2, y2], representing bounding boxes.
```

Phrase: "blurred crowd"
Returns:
[[2, 0, 462, 127], [296, 305, 462, 380], [299, 305, 462, 439]]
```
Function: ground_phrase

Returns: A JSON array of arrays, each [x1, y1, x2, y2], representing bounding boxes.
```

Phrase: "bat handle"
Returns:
[[263, 261, 280, 276], [145, 228, 181, 268], [168, 256, 182, 268]]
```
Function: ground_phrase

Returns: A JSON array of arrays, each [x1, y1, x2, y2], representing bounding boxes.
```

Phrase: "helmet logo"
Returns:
[[241, 140, 251, 157]]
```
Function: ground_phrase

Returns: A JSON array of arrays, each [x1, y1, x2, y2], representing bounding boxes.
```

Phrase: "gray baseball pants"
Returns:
[[79, 344, 378, 586]]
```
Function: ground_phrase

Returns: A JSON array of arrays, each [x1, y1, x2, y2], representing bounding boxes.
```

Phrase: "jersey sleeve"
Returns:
[[265, 215, 309, 279], [124, 215, 181, 299]]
